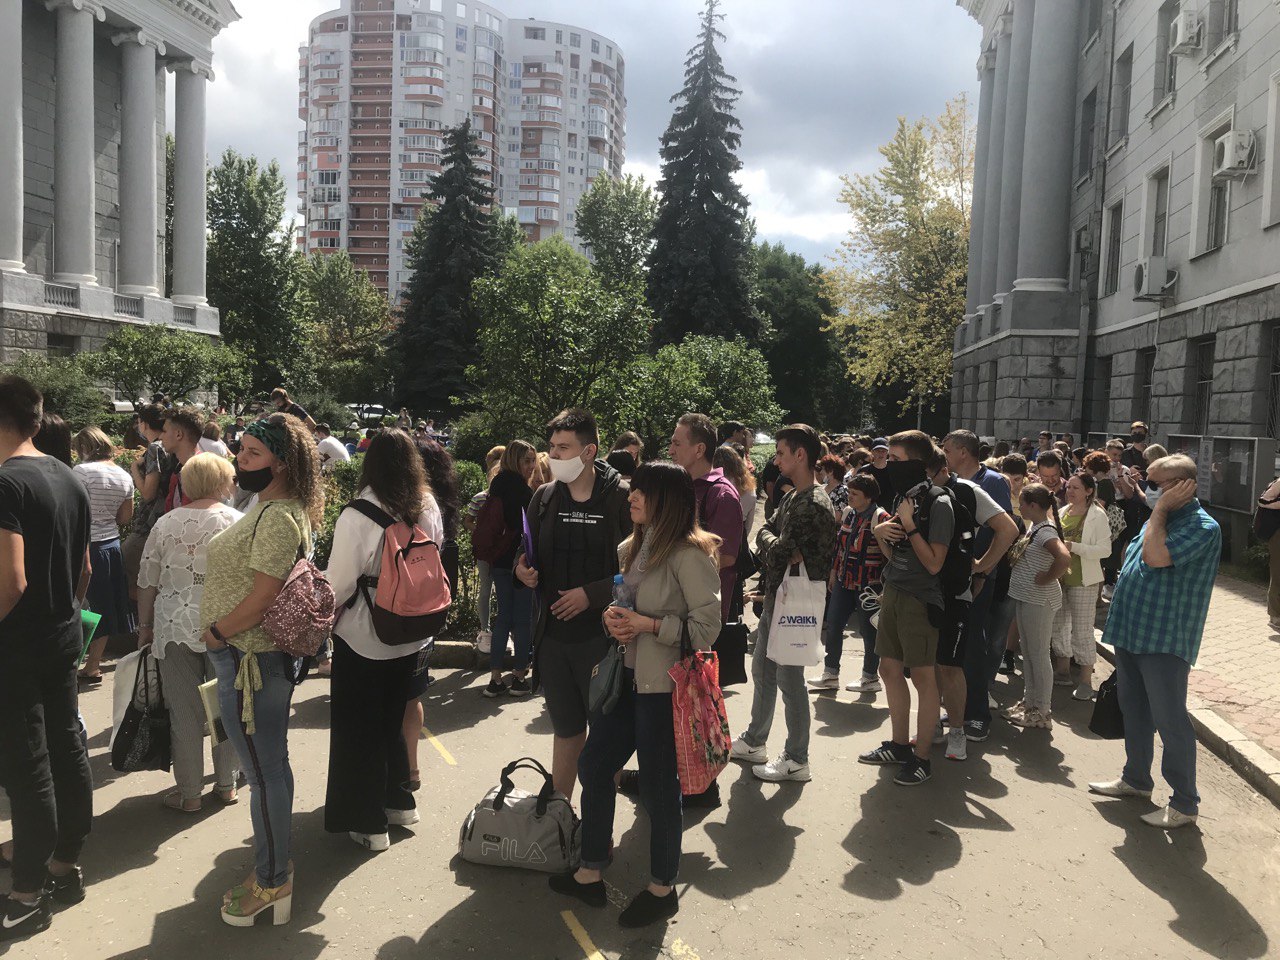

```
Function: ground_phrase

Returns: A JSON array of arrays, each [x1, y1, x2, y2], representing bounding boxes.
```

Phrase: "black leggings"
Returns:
[[0, 646, 94, 892]]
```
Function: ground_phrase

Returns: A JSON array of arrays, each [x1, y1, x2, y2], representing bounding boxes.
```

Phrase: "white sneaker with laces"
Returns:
[[807, 671, 840, 691], [386, 807, 420, 827], [350, 831, 390, 852], [945, 728, 968, 761], [729, 737, 768, 765], [752, 754, 812, 782], [476, 630, 493, 654], [845, 674, 882, 693]]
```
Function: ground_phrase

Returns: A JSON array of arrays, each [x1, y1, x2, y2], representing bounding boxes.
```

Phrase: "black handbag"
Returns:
[[111, 649, 172, 772], [1089, 672, 1125, 740], [715, 621, 750, 686], [588, 642, 626, 716]]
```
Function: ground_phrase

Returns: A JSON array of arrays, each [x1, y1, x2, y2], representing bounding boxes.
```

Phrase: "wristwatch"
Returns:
[[209, 622, 227, 644], [906, 527, 922, 538]]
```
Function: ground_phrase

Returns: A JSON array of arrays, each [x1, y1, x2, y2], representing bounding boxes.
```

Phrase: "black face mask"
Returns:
[[1131, 433, 1147, 445], [884, 459, 928, 498], [235, 463, 275, 493]]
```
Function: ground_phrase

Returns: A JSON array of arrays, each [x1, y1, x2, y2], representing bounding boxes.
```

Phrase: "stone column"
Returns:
[[48, 0, 105, 285], [114, 31, 165, 296], [995, 0, 1035, 300], [978, 14, 1011, 309], [172, 62, 211, 306], [0, 1, 24, 272], [1014, 0, 1084, 291], [965, 51, 996, 318]]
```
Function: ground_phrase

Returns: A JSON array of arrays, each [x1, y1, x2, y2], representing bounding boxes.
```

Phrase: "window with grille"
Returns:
[[1268, 327, 1280, 439], [1191, 337, 1215, 434], [1135, 348, 1156, 423], [1093, 355, 1113, 435]]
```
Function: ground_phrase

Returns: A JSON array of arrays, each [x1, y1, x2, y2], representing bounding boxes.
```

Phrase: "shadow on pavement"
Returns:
[[812, 694, 889, 738], [695, 764, 803, 900], [1092, 800, 1270, 958], [840, 760, 1012, 900]]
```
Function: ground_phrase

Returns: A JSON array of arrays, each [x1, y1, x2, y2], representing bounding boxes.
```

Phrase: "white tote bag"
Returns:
[[766, 561, 826, 667]]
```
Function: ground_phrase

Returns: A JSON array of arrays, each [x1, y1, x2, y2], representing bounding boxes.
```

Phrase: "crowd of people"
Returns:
[[0, 372, 1228, 938]]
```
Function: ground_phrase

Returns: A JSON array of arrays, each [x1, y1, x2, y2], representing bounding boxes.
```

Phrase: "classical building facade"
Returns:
[[0, 0, 237, 363], [296, 0, 626, 304], [954, 0, 1280, 457]]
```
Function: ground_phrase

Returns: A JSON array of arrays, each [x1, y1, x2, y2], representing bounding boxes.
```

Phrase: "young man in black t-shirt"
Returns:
[[0, 376, 93, 940]]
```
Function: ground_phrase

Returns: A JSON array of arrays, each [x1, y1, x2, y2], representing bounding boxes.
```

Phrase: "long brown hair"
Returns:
[[269, 412, 325, 528], [360, 429, 430, 523], [712, 444, 755, 494], [621, 462, 720, 571]]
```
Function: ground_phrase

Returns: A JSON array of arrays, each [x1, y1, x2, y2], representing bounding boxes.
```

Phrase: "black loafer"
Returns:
[[619, 889, 678, 928], [548, 872, 606, 909]]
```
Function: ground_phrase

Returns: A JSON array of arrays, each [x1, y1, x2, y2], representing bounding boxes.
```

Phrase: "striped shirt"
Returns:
[[73, 461, 135, 543], [832, 505, 888, 591], [1006, 521, 1063, 609], [1103, 500, 1221, 665]]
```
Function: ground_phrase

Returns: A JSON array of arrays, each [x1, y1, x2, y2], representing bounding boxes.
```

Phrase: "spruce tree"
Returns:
[[647, 0, 760, 345], [395, 120, 501, 416]]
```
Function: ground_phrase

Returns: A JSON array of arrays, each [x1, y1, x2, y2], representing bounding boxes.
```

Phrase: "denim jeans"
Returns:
[[962, 583, 1007, 724], [490, 567, 533, 672], [476, 559, 493, 632], [743, 598, 810, 764], [985, 594, 1017, 684], [1115, 647, 1199, 816], [210, 646, 296, 887], [822, 584, 879, 677], [577, 670, 682, 886]]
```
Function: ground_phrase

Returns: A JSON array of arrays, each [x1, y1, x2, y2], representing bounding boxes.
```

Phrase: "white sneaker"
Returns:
[[988, 693, 999, 710], [476, 630, 493, 654], [1141, 806, 1198, 829], [1101, 584, 1115, 602], [845, 674, 882, 693], [807, 672, 840, 691], [386, 807, 420, 827], [349, 831, 390, 852], [945, 728, 968, 761], [729, 737, 768, 765], [752, 754, 812, 782]]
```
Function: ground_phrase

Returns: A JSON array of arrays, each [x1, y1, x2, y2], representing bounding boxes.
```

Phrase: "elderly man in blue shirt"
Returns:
[[1089, 454, 1221, 829]]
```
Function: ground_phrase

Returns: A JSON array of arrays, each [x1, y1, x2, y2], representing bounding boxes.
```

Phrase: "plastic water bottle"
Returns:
[[611, 573, 635, 610]]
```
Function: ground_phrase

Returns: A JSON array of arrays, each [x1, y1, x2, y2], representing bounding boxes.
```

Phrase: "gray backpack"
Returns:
[[459, 757, 581, 874]]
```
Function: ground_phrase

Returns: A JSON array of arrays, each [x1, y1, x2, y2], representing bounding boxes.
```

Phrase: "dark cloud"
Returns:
[[207, 0, 981, 259]]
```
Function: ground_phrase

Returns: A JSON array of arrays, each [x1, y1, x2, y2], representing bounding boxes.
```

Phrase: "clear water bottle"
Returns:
[[611, 573, 635, 610]]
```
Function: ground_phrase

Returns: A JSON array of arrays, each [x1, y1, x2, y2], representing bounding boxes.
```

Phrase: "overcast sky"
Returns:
[[207, 0, 981, 265]]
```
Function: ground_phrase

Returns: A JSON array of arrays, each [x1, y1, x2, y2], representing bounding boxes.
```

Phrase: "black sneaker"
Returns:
[[617, 769, 641, 797], [548, 872, 607, 908], [0, 895, 51, 941], [482, 679, 507, 698], [858, 740, 913, 765], [893, 756, 932, 786], [964, 719, 991, 742], [997, 651, 1017, 675], [45, 866, 85, 905], [507, 676, 531, 697], [619, 889, 679, 928]]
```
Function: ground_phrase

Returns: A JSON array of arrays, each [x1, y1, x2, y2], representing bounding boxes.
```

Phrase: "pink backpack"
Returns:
[[343, 499, 452, 645]]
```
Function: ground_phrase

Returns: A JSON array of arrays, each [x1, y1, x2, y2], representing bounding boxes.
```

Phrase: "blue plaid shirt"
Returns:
[[1103, 500, 1221, 665]]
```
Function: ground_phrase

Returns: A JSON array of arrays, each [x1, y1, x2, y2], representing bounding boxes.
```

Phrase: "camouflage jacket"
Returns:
[[756, 484, 839, 594]]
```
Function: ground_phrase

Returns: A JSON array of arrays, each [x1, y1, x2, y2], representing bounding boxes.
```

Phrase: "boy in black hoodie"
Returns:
[[517, 409, 632, 800]]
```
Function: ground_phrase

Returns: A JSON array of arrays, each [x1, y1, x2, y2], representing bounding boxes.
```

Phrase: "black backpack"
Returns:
[[914, 481, 978, 616]]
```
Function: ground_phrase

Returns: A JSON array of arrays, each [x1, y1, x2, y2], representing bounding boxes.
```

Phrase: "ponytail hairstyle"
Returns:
[[1019, 482, 1063, 537]]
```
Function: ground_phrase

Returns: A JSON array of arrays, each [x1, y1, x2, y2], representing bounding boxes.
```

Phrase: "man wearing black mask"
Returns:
[[858, 438, 895, 511], [1122, 421, 1150, 470]]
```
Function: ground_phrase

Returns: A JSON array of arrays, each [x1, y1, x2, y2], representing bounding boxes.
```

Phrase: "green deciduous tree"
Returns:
[[296, 251, 394, 405], [575, 174, 658, 294], [84, 325, 248, 406], [207, 148, 304, 397], [647, 0, 760, 345], [756, 242, 864, 430], [395, 121, 505, 417], [826, 96, 973, 424], [591, 335, 782, 457], [464, 236, 649, 443], [4, 354, 108, 428]]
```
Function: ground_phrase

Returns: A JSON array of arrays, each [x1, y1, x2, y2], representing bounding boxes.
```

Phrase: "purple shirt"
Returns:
[[694, 467, 743, 621]]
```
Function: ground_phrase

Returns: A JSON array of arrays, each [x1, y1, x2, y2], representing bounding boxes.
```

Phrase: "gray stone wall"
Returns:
[[0, 307, 124, 365]]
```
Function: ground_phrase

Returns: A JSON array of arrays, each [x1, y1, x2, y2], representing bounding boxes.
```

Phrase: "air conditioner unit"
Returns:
[[1134, 257, 1173, 301], [1169, 10, 1203, 56], [1212, 130, 1257, 179]]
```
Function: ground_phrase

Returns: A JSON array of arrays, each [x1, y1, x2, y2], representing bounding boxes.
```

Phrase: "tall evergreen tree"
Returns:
[[647, 0, 760, 345], [395, 120, 503, 416]]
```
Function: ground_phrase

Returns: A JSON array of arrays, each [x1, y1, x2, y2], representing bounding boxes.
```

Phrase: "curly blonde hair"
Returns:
[[266, 413, 325, 529]]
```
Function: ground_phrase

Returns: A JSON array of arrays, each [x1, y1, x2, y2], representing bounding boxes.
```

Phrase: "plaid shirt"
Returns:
[[1103, 500, 1221, 665], [833, 505, 889, 592]]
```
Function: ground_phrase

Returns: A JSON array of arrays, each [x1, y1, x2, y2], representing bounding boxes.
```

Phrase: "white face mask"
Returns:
[[549, 453, 589, 484], [1146, 488, 1162, 510]]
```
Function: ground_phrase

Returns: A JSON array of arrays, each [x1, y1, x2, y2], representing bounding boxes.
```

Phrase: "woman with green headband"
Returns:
[[198, 412, 324, 927]]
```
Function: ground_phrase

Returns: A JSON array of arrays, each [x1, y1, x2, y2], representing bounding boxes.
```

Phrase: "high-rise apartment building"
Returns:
[[296, 0, 626, 303]]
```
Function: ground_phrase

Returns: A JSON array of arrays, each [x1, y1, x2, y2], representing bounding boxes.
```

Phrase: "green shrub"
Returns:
[[7, 354, 110, 429], [455, 458, 486, 504]]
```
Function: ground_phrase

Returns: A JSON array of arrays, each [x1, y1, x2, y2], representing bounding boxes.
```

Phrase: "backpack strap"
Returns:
[[343, 498, 395, 529]]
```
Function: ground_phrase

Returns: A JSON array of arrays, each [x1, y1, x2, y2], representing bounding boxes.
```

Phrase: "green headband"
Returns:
[[245, 419, 288, 460]]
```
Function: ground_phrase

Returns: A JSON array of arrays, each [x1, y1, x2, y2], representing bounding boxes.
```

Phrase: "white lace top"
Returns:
[[137, 504, 244, 657]]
